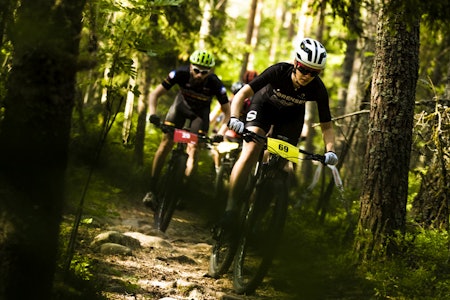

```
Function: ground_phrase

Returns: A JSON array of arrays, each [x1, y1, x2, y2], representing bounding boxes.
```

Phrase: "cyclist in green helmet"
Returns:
[[143, 49, 230, 210]]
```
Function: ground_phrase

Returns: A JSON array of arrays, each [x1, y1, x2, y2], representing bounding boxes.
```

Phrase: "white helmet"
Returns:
[[295, 38, 327, 70]]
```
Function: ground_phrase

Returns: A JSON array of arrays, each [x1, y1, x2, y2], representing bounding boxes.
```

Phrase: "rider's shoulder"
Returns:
[[269, 62, 292, 71], [174, 65, 190, 74], [258, 63, 293, 79]]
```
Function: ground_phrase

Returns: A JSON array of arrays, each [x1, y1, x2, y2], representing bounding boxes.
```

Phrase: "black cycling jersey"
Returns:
[[162, 65, 229, 109], [246, 62, 332, 145], [248, 62, 331, 121], [161, 65, 228, 133]]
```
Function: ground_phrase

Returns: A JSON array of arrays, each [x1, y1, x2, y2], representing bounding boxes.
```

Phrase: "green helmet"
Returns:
[[189, 50, 215, 68]]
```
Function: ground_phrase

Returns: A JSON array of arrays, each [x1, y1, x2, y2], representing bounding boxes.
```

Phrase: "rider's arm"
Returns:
[[231, 84, 254, 118], [209, 102, 222, 122], [320, 121, 336, 152], [148, 84, 167, 115], [216, 102, 231, 135]]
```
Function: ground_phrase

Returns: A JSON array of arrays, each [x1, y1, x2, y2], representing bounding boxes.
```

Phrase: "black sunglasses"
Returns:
[[296, 66, 320, 77], [193, 67, 210, 75]]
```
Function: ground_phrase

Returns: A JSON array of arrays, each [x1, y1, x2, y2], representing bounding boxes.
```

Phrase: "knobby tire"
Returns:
[[208, 228, 239, 278], [208, 192, 250, 279], [154, 154, 187, 232], [233, 178, 288, 294], [213, 163, 230, 214], [209, 161, 258, 278]]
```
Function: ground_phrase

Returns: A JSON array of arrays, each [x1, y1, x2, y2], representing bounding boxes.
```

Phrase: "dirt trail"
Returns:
[[86, 199, 292, 300]]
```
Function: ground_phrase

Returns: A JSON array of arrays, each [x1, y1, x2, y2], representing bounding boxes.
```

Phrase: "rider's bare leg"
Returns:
[[185, 143, 199, 177], [151, 133, 174, 187], [225, 126, 266, 212]]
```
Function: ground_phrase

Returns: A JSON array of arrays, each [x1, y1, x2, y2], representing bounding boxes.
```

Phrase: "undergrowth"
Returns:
[[276, 186, 450, 300]]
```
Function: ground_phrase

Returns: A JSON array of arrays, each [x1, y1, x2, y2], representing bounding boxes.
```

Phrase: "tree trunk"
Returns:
[[122, 57, 138, 144], [210, 0, 228, 44], [240, 0, 259, 79], [356, 2, 420, 259], [0, 0, 85, 298], [268, 0, 284, 64], [134, 55, 152, 167], [246, 0, 262, 71]]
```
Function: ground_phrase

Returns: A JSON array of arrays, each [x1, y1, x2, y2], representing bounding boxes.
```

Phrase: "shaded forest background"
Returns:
[[0, 0, 450, 299]]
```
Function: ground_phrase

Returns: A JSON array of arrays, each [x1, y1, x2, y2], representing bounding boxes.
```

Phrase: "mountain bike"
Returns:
[[208, 130, 326, 294], [212, 138, 242, 214], [152, 121, 210, 232]]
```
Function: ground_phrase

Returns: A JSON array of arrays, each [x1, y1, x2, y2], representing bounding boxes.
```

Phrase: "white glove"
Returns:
[[324, 151, 338, 165], [228, 117, 245, 134]]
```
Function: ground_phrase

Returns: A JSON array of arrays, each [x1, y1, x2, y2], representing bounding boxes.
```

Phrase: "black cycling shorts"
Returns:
[[244, 96, 306, 146], [165, 93, 210, 134]]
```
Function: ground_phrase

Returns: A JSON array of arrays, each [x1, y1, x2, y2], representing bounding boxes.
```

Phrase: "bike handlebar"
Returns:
[[241, 129, 326, 164], [151, 120, 212, 144]]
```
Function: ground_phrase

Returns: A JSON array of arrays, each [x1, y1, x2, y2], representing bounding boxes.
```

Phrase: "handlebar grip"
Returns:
[[242, 129, 266, 143]]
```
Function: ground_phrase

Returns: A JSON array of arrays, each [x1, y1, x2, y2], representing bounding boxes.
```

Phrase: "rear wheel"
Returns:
[[233, 179, 288, 294], [154, 154, 187, 232]]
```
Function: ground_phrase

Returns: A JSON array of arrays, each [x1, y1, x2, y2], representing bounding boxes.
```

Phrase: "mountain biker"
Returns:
[[209, 70, 258, 173], [143, 50, 231, 209], [222, 37, 338, 229]]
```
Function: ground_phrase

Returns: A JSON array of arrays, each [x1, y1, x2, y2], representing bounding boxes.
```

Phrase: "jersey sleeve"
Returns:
[[315, 79, 332, 122], [216, 86, 229, 105], [161, 70, 178, 90], [248, 63, 286, 93], [210, 74, 229, 105]]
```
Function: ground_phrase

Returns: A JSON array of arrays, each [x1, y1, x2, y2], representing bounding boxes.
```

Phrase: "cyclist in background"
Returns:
[[143, 50, 230, 209], [209, 70, 258, 173], [223, 37, 339, 229]]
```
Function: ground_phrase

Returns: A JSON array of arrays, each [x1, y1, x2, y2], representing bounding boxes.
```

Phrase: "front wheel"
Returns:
[[233, 179, 288, 294], [208, 194, 249, 278], [154, 154, 187, 232], [208, 226, 239, 278], [213, 162, 231, 215]]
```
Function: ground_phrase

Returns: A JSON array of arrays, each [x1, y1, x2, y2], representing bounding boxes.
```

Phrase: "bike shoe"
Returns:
[[142, 192, 157, 211]]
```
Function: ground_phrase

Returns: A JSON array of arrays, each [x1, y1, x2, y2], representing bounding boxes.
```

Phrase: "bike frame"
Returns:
[[153, 123, 209, 232], [208, 129, 327, 294]]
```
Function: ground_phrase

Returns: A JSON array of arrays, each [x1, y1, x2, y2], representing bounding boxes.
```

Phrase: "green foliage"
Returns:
[[278, 198, 450, 299], [327, 0, 363, 34], [407, 170, 422, 205], [76, 0, 196, 107], [70, 254, 94, 281], [416, 28, 449, 101], [69, 109, 152, 196], [361, 230, 450, 299], [55, 219, 105, 299], [0, 41, 12, 122], [275, 206, 373, 299]]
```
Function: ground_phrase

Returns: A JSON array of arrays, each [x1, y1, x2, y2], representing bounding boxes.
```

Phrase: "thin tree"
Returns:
[[240, 0, 259, 79]]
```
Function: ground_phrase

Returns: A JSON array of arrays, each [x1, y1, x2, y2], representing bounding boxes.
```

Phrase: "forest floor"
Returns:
[[70, 193, 294, 300]]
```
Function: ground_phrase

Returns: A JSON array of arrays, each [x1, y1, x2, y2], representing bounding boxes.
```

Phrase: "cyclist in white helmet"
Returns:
[[209, 70, 259, 174], [221, 37, 338, 230], [143, 50, 230, 210]]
